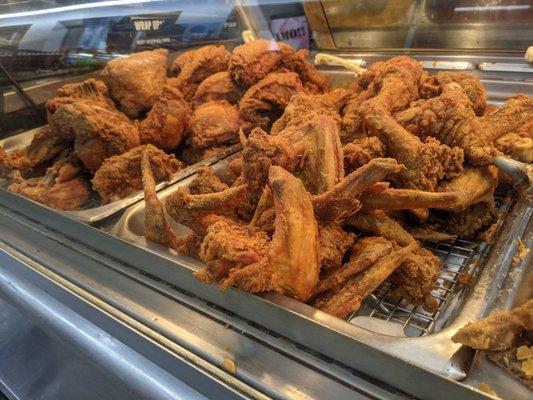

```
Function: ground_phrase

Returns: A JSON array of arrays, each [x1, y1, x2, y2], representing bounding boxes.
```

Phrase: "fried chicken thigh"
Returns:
[[101, 49, 168, 118], [169, 45, 230, 101], [92, 144, 182, 203], [193, 71, 241, 107], [187, 101, 241, 149], [239, 71, 305, 132], [51, 102, 140, 172], [228, 39, 294, 87], [139, 86, 191, 151]]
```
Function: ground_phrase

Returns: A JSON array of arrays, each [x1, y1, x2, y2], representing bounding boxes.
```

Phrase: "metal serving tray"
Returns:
[[111, 152, 532, 381], [0, 126, 241, 224]]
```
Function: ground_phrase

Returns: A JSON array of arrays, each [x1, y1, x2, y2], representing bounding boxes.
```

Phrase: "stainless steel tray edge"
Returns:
[[0, 185, 494, 400], [110, 156, 533, 380], [0, 127, 241, 224]]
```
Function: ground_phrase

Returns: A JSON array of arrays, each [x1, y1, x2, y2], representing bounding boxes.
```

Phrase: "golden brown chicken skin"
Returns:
[[92, 144, 182, 203], [193, 71, 241, 107], [101, 49, 168, 118], [139, 86, 191, 152], [169, 45, 230, 101], [187, 101, 241, 149]]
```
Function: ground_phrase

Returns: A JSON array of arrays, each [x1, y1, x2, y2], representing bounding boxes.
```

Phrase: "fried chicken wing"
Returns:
[[313, 158, 403, 223], [101, 49, 167, 118], [219, 166, 320, 302], [141, 149, 183, 251], [360, 188, 459, 212], [318, 224, 357, 272], [346, 211, 416, 247], [314, 236, 393, 296], [189, 167, 229, 195], [495, 125, 533, 164], [312, 241, 418, 318], [437, 166, 498, 212], [51, 102, 140, 172], [92, 144, 182, 203], [239, 71, 305, 132], [228, 39, 294, 87], [139, 86, 191, 151], [169, 45, 230, 101], [193, 71, 241, 107], [165, 184, 246, 235], [365, 108, 464, 190], [187, 101, 241, 149], [452, 299, 533, 350]]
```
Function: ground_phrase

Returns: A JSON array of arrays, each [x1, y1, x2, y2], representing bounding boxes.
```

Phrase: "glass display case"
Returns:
[[0, 2, 531, 400]]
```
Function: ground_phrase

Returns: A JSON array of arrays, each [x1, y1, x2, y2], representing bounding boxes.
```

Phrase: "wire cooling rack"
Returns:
[[349, 190, 512, 337]]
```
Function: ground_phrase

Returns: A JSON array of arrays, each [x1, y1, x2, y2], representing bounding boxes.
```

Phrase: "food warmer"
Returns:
[[0, 1, 531, 399]]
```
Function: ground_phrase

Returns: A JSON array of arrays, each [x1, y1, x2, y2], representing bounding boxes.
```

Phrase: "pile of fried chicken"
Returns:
[[139, 47, 533, 318], [0, 41, 328, 210]]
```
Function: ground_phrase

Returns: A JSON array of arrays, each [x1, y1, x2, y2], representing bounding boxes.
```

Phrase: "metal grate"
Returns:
[[349, 189, 512, 337]]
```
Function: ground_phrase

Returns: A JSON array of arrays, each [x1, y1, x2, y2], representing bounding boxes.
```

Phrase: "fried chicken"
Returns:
[[7, 155, 90, 211], [197, 220, 270, 284], [343, 136, 386, 173], [228, 39, 294, 87], [360, 188, 459, 212], [442, 202, 498, 238], [51, 102, 140, 172], [312, 241, 418, 318], [346, 211, 416, 247], [193, 71, 241, 107], [396, 85, 533, 165], [452, 299, 533, 350], [218, 166, 320, 302], [92, 144, 182, 203], [24, 126, 70, 167], [239, 71, 305, 132], [0, 148, 32, 178], [270, 89, 349, 135], [101, 49, 168, 118], [169, 45, 230, 101], [165, 183, 246, 236], [276, 49, 331, 93], [187, 101, 241, 149], [314, 236, 393, 296], [437, 166, 498, 212], [141, 150, 183, 251], [390, 247, 441, 311], [365, 108, 464, 191], [189, 167, 229, 195], [419, 71, 487, 116], [495, 125, 533, 164], [318, 224, 357, 271], [342, 56, 424, 141], [139, 86, 191, 152], [313, 158, 403, 223]]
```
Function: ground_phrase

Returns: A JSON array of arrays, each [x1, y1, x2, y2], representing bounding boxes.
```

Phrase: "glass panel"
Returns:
[[316, 0, 533, 51]]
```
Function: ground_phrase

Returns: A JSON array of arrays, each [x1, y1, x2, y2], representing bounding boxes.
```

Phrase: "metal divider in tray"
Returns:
[[111, 150, 532, 379], [0, 126, 241, 224]]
